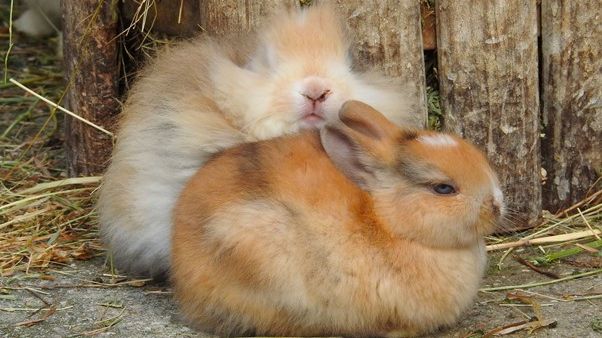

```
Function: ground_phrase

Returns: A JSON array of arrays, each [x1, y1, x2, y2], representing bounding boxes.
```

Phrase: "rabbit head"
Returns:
[[211, 4, 413, 140], [321, 101, 505, 249]]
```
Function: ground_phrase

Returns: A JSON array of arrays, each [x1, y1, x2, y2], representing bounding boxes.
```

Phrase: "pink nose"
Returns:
[[302, 89, 331, 103]]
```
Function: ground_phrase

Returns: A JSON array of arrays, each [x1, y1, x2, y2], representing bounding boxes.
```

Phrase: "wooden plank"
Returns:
[[541, 0, 602, 211], [436, 0, 541, 225], [199, 0, 299, 35], [421, 2, 437, 50], [121, 0, 202, 37], [62, 0, 119, 176], [333, 0, 427, 125]]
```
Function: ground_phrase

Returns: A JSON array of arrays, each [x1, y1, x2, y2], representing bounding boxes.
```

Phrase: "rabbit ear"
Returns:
[[320, 100, 411, 189], [337, 100, 402, 143]]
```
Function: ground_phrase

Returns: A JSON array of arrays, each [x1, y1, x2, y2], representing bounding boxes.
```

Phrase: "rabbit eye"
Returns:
[[432, 183, 456, 195]]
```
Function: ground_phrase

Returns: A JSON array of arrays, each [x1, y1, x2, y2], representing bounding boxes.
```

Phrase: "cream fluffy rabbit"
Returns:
[[98, 4, 417, 278], [172, 100, 504, 337]]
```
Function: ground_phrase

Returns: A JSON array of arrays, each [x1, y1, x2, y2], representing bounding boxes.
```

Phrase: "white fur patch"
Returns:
[[417, 134, 458, 147], [493, 187, 503, 206], [493, 186, 505, 214], [487, 169, 506, 216]]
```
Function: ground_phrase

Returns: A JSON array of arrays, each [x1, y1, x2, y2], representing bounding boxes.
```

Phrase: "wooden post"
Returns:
[[421, 2, 437, 51], [121, 0, 201, 37], [199, 0, 299, 35], [436, 1, 541, 226], [63, 0, 119, 176], [333, 0, 427, 126], [541, 0, 602, 211]]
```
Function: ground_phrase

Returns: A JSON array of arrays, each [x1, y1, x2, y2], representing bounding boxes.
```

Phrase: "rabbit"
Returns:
[[171, 100, 505, 337], [97, 3, 418, 279]]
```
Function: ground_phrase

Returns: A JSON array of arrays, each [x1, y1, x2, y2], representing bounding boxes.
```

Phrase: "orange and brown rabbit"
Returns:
[[172, 101, 504, 336], [98, 4, 417, 278]]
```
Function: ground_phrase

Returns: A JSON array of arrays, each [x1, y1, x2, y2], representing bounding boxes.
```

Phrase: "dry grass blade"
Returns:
[[72, 307, 126, 337], [480, 268, 602, 292], [17, 176, 102, 195], [487, 188, 602, 268], [9, 78, 114, 137], [14, 305, 56, 327], [1, 127, 102, 276], [482, 291, 558, 336], [483, 318, 557, 337], [513, 255, 560, 279], [3, 0, 15, 84], [487, 229, 602, 251]]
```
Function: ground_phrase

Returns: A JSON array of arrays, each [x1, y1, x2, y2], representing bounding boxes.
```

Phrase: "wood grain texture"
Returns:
[[63, 0, 119, 176], [541, 0, 602, 211], [332, 0, 427, 125], [200, 0, 298, 35], [436, 0, 541, 225], [121, 0, 202, 37], [421, 2, 437, 50]]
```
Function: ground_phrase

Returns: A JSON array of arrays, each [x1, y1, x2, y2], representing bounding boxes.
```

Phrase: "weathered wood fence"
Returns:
[[62, 0, 601, 227]]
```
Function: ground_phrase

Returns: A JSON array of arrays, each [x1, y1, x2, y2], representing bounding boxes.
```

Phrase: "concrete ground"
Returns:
[[1, 251, 600, 338]]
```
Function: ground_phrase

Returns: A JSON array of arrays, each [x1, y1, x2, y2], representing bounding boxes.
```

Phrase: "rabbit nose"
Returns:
[[302, 89, 331, 103]]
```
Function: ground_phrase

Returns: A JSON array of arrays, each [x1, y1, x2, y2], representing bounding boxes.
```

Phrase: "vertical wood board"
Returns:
[[541, 0, 602, 211], [333, 0, 427, 126], [121, 0, 202, 37], [200, 0, 299, 35], [437, 0, 541, 225], [63, 0, 120, 176]]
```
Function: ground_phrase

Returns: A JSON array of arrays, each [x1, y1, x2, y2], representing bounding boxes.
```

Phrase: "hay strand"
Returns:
[[487, 229, 602, 251], [8, 78, 114, 137], [480, 268, 602, 292]]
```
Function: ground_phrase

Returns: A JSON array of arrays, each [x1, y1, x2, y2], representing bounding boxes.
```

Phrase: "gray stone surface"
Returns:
[[1, 252, 600, 337]]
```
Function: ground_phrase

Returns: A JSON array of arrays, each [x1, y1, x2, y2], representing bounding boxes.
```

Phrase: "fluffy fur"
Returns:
[[172, 100, 504, 336], [98, 4, 417, 278]]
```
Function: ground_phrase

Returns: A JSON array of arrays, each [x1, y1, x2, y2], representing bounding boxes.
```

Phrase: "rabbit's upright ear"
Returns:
[[320, 100, 413, 189]]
